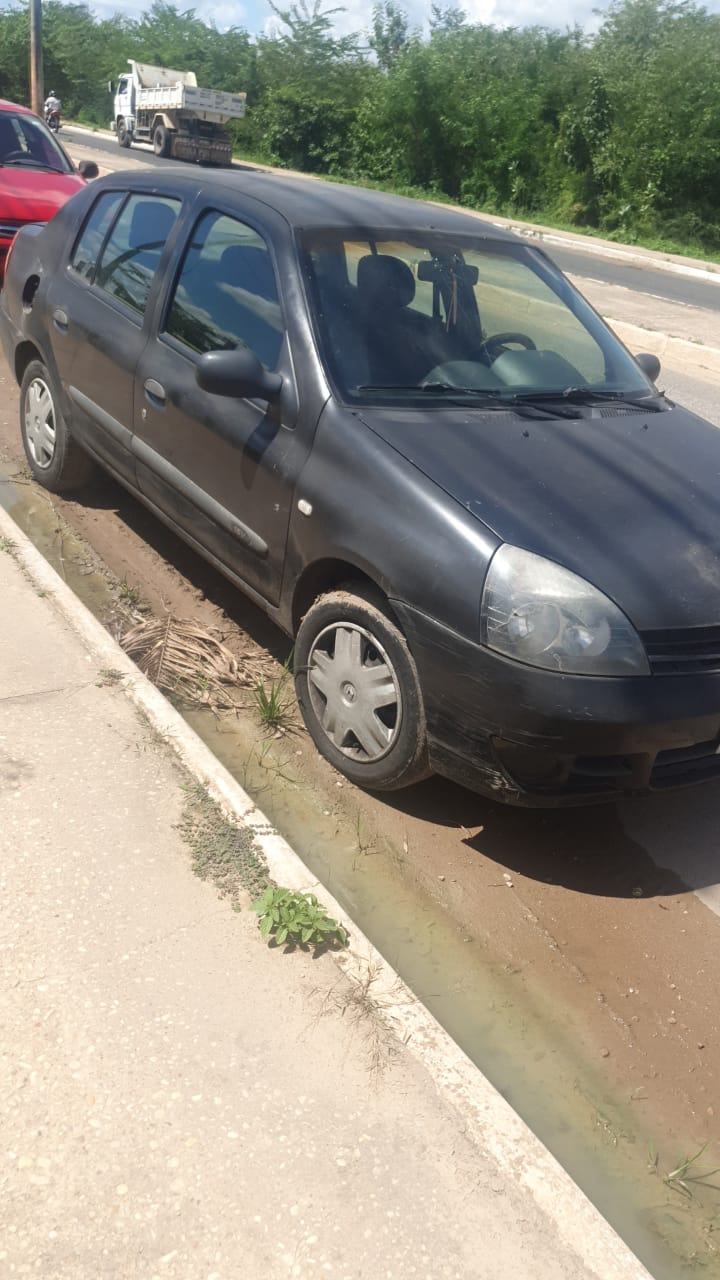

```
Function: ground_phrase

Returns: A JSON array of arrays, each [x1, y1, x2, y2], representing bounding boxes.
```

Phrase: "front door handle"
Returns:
[[52, 309, 68, 333], [144, 378, 166, 408]]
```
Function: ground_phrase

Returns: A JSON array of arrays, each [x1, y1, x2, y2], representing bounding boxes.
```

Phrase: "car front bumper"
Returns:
[[393, 601, 720, 806]]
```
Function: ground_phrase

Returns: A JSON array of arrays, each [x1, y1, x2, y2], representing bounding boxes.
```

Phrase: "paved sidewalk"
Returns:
[[0, 514, 655, 1280]]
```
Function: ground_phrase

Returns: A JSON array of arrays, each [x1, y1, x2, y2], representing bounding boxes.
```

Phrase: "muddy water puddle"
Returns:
[[2, 464, 718, 1279]]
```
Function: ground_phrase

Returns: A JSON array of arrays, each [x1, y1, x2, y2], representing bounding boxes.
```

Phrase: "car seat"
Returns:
[[356, 254, 445, 386]]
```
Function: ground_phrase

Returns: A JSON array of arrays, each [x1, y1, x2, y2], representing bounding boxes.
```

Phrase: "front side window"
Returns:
[[302, 229, 652, 407], [94, 194, 181, 316], [165, 210, 283, 369]]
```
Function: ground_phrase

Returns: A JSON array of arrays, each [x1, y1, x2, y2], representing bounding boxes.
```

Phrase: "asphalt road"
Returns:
[[546, 243, 720, 312], [63, 125, 720, 315]]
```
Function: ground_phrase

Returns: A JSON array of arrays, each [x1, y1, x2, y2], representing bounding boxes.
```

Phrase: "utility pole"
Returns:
[[29, 0, 43, 116]]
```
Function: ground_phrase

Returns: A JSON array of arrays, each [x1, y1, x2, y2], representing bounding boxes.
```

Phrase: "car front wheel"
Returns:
[[294, 585, 431, 791], [20, 361, 94, 493]]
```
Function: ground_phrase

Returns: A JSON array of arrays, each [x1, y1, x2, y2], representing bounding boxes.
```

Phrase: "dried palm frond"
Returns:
[[120, 613, 269, 713]]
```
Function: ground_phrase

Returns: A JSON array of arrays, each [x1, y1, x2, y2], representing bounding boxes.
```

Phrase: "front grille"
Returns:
[[642, 625, 720, 674]]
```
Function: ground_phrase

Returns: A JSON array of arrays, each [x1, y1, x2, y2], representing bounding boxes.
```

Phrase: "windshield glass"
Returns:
[[300, 229, 653, 405], [0, 110, 73, 173]]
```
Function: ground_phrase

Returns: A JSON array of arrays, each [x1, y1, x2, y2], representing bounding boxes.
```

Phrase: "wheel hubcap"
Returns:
[[24, 378, 56, 469], [306, 622, 402, 764]]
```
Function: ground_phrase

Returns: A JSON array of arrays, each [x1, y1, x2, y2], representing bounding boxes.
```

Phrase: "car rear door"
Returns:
[[133, 204, 310, 607], [45, 189, 181, 485]]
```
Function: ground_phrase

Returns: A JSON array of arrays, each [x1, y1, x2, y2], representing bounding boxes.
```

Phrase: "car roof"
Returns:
[[111, 166, 520, 241], [0, 98, 34, 116]]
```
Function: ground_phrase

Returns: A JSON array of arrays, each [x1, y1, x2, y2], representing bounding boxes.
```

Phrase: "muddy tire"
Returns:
[[20, 360, 94, 494], [117, 117, 131, 148], [294, 583, 431, 791]]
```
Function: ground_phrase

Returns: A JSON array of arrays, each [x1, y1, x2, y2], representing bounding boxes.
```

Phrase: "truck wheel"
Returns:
[[117, 118, 131, 148], [20, 360, 94, 493], [153, 125, 171, 158]]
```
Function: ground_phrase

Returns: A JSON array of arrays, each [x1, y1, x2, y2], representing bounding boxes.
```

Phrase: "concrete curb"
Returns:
[[607, 318, 720, 379], [0, 501, 653, 1280], [497, 221, 720, 285]]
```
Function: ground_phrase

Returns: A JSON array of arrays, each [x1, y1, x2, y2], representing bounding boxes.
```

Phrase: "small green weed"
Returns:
[[96, 667, 123, 687], [251, 885, 348, 950], [118, 578, 141, 607], [664, 1145, 720, 1200], [253, 665, 293, 731], [0, 535, 17, 553], [650, 1141, 720, 1200]]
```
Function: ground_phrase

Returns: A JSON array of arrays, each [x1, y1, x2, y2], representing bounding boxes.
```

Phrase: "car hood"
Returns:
[[357, 400, 720, 631], [0, 167, 83, 222]]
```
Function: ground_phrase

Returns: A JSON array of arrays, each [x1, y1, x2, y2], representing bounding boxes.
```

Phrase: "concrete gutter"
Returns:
[[0, 502, 655, 1280]]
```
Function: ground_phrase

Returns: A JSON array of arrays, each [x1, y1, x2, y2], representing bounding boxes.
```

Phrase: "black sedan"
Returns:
[[3, 167, 720, 805]]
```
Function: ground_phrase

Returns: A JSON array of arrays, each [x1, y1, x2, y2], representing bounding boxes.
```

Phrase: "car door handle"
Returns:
[[143, 378, 166, 408], [52, 309, 68, 333]]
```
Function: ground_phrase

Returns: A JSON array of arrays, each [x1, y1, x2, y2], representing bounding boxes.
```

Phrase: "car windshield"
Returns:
[[0, 110, 72, 174], [300, 229, 654, 407]]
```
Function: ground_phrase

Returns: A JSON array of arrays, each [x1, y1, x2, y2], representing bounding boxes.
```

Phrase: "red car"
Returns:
[[0, 98, 97, 281]]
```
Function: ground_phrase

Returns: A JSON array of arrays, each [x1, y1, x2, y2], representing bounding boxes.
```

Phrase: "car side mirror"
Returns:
[[78, 160, 99, 180], [108, 80, 115, 95], [196, 347, 283, 402], [635, 352, 661, 382]]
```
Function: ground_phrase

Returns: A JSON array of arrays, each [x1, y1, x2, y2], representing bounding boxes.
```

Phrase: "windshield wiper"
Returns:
[[359, 383, 509, 397], [511, 386, 664, 409], [356, 383, 572, 417], [3, 157, 64, 172]]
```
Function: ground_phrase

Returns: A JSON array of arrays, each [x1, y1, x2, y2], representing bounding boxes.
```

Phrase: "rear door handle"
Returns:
[[143, 378, 166, 408], [52, 309, 68, 333]]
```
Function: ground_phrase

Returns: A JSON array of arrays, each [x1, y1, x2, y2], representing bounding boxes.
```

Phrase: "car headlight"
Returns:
[[481, 545, 649, 676]]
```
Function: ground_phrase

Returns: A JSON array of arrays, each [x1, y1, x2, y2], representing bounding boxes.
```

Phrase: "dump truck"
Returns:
[[111, 61, 246, 165]]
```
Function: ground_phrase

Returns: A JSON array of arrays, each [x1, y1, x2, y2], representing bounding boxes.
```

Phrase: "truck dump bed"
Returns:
[[135, 82, 246, 121], [129, 61, 246, 122]]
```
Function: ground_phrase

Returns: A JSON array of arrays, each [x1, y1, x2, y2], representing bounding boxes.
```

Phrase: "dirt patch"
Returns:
[[1, 356, 719, 1267]]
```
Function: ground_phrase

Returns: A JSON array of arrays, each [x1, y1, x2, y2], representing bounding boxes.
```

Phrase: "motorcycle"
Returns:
[[45, 108, 61, 132]]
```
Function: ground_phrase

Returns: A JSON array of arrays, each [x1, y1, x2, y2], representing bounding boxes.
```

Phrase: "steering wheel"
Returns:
[[3, 151, 30, 163], [479, 331, 537, 362]]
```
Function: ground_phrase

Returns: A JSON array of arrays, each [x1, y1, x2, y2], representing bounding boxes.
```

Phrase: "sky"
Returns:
[[70, 0, 720, 40]]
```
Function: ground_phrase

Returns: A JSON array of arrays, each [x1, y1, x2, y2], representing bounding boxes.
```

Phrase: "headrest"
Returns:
[[220, 244, 278, 302], [128, 200, 177, 249], [357, 254, 415, 308]]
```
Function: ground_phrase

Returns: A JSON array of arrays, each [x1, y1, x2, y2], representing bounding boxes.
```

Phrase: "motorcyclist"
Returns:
[[44, 91, 61, 118]]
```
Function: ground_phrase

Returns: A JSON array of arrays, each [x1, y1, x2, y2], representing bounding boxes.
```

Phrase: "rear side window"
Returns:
[[70, 192, 126, 282], [164, 210, 283, 369], [94, 194, 181, 316]]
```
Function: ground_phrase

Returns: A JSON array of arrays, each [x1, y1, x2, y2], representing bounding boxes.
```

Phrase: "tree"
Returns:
[[369, 2, 411, 71]]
